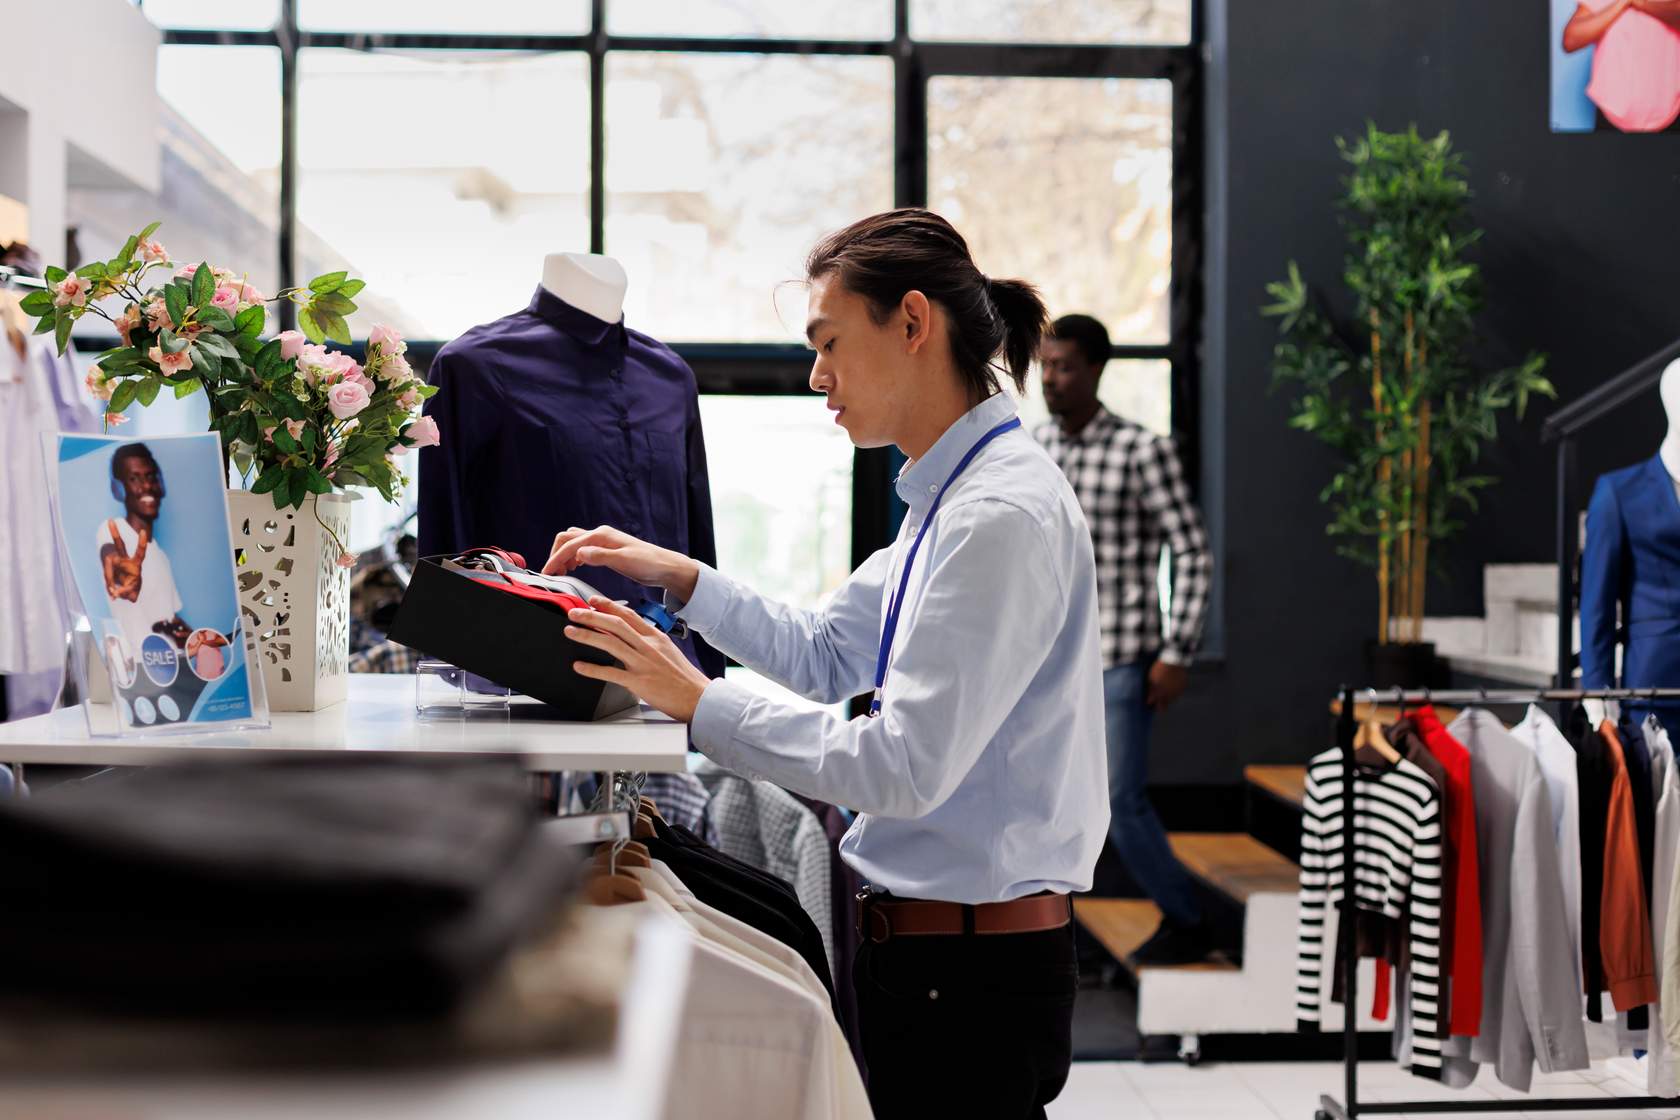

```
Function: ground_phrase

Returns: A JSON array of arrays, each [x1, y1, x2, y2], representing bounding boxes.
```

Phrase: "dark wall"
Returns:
[[1153, 0, 1680, 784]]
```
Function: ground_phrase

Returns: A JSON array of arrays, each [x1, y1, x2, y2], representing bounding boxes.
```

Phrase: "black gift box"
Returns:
[[386, 556, 635, 720]]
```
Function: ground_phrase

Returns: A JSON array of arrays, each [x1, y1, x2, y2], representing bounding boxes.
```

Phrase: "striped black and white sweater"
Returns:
[[1296, 745, 1446, 1079]]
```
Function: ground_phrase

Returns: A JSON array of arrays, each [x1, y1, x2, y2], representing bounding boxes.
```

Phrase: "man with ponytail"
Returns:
[[549, 208, 1107, 1119]]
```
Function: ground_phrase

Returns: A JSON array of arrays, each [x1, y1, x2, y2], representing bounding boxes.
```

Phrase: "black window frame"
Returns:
[[142, 0, 1204, 569]]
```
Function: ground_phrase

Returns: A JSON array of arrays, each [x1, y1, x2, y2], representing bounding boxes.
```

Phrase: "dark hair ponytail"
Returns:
[[806, 208, 1048, 402]]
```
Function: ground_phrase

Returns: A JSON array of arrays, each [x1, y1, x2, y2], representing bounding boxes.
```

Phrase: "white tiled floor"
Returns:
[[1048, 1060, 1680, 1119]]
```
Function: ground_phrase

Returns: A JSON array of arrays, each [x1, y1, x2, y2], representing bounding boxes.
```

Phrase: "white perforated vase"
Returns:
[[226, 489, 351, 712]]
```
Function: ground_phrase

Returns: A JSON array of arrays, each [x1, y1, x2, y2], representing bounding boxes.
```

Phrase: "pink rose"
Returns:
[[284, 418, 306, 442], [104, 411, 130, 427], [326, 380, 370, 420], [277, 330, 306, 361], [147, 344, 193, 377], [213, 266, 237, 281], [368, 323, 406, 356], [115, 304, 142, 346], [238, 282, 264, 306], [344, 367, 373, 390], [337, 552, 356, 569], [140, 239, 168, 263], [52, 272, 89, 309], [397, 386, 422, 410], [85, 368, 114, 401], [323, 444, 340, 470], [380, 352, 414, 383], [211, 284, 240, 311], [261, 425, 276, 444], [403, 415, 441, 450], [174, 263, 199, 280], [145, 298, 171, 332]]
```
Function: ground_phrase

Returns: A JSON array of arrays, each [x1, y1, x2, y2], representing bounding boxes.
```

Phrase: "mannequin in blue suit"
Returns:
[[1580, 359, 1680, 731]]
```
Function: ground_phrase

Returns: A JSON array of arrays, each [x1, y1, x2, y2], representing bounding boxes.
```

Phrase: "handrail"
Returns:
[[1542, 334, 1680, 442]]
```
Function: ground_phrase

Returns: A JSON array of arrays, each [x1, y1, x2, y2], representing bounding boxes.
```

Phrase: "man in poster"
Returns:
[[98, 442, 222, 662]]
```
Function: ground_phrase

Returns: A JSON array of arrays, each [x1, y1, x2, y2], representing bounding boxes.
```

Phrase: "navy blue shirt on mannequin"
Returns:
[[418, 285, 725, 677]]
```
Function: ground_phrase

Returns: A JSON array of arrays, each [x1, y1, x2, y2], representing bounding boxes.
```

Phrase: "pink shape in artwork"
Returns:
[[194, 644, 223, 680], [1587, 4, 1680, 132]]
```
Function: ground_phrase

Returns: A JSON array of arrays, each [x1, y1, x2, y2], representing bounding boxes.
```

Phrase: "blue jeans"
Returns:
[[1104, 664, 1202, 928]]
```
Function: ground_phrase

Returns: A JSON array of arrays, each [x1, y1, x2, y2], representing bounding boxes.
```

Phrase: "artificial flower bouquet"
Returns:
[[17, 222, 440, 563]]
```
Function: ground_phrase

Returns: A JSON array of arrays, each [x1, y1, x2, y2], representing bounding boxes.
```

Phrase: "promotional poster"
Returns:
[[53, 432, 257, 730]]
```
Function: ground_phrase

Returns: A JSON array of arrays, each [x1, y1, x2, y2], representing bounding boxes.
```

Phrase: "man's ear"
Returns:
[[902, 290, 932, 354], [110, 479, 124, 503]]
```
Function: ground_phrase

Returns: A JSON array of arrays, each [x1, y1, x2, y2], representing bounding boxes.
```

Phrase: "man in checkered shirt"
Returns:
[[1036, 314, 1215, 965]]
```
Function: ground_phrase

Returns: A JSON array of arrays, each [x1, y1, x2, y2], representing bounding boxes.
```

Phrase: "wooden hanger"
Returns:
[[1355, 718, 1402, 764], [583, 872, 645, 906], [592, 841, 651, 870]]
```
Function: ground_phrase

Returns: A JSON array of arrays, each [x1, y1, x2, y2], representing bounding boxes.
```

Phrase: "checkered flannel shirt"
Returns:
[[1035, 407, 1212, 669]]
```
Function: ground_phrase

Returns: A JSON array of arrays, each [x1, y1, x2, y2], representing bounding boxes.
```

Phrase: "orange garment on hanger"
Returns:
[[1600, 720, 1658, 1012]]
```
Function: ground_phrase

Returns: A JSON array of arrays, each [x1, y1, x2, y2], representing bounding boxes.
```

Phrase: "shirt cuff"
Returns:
[[665, 563, 729, 635], [1158, 647, 1193, 669], [689, 677, 755, 772]]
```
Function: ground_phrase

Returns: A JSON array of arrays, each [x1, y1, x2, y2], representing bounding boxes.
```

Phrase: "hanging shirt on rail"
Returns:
[[1600, 719, 1658, 1022], [1295, 745, 1446, 1079], [418, 286, 724, 677], [1510, 705, 1584, 1003], [1640, 715, 1680, 1097], [1407, 705, 1484, 1038]]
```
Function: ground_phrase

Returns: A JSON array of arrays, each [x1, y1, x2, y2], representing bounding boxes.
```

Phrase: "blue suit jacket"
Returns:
[[1580, 455, 1680, 697]]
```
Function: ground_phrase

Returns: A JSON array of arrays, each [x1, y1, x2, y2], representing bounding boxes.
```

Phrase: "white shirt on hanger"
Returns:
[[97, 517, 183, 658], [1511, 705, 1584, 999]]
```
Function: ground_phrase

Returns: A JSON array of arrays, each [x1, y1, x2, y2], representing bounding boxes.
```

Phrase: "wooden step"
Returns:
[[1072, 898, 1237, 973], [1244, 764, 1305, 810], [1169, 832, 1299, 903]]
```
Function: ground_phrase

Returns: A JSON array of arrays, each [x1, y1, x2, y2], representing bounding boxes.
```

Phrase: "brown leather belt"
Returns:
[[857, 891, 1072, 942]]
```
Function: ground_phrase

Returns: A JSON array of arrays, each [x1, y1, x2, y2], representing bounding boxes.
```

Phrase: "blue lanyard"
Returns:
[[870, 416, 1021, 717]]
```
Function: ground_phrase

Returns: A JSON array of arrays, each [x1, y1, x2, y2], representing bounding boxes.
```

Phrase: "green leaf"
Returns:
[[53, 311, 72, 356], [273, 425, 299, 454], [320, 311, 351, 344], [117, 235, 139, 266], [158, 329, 189, 355], [197, 331, 239, 360], [418, 383, 440, 399], [198, 305, 236, 332], [78, 261, 107, 281], [335, 279, 365, 299], [33, 313, 56, 335], [44, 266, 66, 285], [136, 378, 161, 407], [19, 289, 53, 315], [302, 426, 317, 453], [137, 220, 163, 244], [165, 284, 188, 329], [298, 307, 325, 344], [307, 270, 348, 294], [194, 345, 221, 379], [305, 467, 332, 495], [311, 291, 356, 317], [255, 338, 284, 380], [251, 465, 284, 495], [191, 264, 215, 309], [174, 379, 201, 399], [235, 304, 265, 337], [108, 379, 140, 414]]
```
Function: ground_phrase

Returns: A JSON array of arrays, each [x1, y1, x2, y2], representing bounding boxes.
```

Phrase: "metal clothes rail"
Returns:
[[1317, 685, 1680, 1120]]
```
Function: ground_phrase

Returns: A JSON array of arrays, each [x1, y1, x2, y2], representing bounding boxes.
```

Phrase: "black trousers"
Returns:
[[854, 922, 1077, 1120]]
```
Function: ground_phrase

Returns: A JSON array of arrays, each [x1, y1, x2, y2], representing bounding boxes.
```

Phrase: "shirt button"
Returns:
[[619, 418, 630, 430], [929, 484, 939, 494]]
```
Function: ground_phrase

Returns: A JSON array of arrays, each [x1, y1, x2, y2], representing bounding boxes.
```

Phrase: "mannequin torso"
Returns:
[[540, 253, 627, 326]]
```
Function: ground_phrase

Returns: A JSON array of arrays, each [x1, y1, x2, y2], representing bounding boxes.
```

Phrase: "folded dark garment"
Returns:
[[0, 759, 580, 1023]]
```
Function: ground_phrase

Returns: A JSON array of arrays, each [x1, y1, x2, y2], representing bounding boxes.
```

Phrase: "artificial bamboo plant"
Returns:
[[1264, 124, 1554, 645]]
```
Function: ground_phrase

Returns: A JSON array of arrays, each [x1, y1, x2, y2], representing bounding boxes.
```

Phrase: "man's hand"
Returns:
[[1146, 660, 1190, 711], [185, 629, 228, 658], [565, 596, 712, 722], [103, 520, 148, 603], [544, 526, 701, 603]]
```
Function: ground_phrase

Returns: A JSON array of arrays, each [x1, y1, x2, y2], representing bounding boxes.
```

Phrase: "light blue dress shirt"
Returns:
[[677, 392, 1109, 904]]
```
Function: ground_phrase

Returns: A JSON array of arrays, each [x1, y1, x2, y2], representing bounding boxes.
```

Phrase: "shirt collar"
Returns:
[[896, 392, 1020, 515], [526, 285, 622, 346], [1057, 404, 1118, 444]]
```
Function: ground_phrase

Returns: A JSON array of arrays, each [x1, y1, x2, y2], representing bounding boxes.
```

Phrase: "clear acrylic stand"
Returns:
[[414, 659, 512, 719]]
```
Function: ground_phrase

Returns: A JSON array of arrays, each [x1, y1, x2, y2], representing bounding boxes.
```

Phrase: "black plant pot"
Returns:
[[1362, 640, 1438, 691]]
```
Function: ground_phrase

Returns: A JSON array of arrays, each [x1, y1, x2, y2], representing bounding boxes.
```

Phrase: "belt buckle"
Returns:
[[857, 889, 893, 944]]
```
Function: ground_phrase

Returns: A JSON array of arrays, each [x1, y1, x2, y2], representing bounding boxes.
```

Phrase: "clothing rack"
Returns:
[[1318, 685, 1680, 1120]]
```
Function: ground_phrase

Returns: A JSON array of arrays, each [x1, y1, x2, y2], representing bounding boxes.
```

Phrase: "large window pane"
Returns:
[[912, 0, 1190, 44], [1011, 358, 1171, 437], [609, 1, 892, 40], [296, 50, 589, 339], [299, 1, 587, 34], [699, 396, 852, 612], [69, 45, 281, 306], [929, 76, 1171, 345], [607, 53, 893, 342], [142, 0, 278, 30]]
